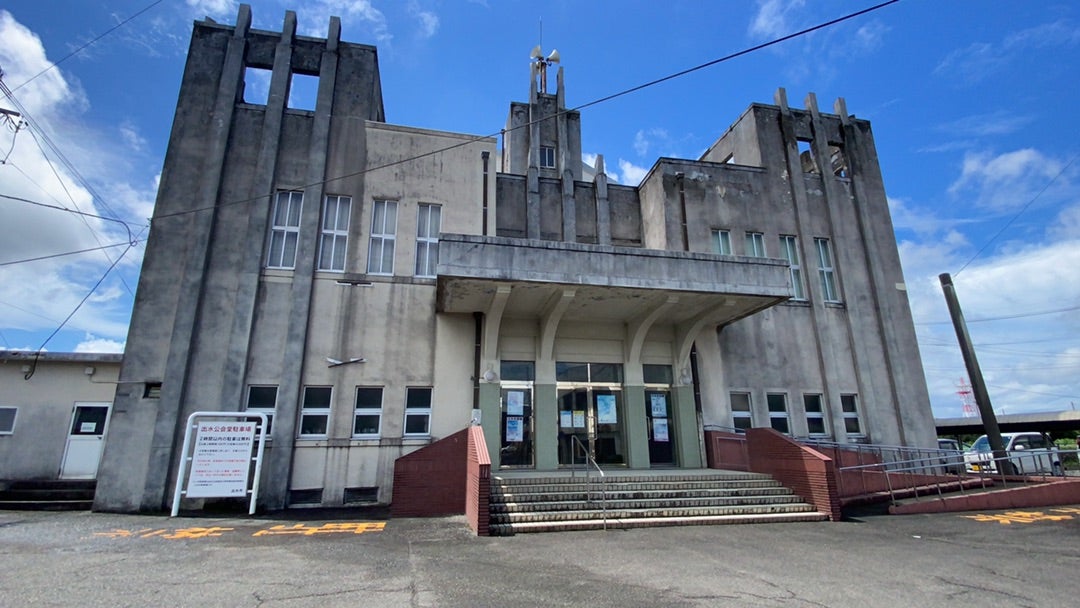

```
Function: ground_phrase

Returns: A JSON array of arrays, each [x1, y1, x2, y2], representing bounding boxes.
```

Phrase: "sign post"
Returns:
[[171, 411, 267, 517]]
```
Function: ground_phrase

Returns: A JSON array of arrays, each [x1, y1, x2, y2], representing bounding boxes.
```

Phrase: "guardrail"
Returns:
[[570, 434, 607, 531]]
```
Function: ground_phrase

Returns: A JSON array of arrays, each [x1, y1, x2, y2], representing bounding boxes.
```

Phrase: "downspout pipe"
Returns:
[[481, 151, 490, 236], [676, 172, 689, 250]]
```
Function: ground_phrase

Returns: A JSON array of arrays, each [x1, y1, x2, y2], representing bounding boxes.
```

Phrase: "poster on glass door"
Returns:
[[652, 418, 670, 442], [507, 391, 524, 416], [596, 394, 618, 424], [650, 393, 667, 418], [506, 417, 523, 442]]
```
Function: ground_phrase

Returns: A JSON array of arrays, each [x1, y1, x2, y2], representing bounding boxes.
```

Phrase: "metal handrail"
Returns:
[[570, 434, 607, 530]]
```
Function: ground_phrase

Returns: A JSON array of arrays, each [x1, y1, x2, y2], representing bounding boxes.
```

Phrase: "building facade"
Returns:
[[94, 6, 934, 513]]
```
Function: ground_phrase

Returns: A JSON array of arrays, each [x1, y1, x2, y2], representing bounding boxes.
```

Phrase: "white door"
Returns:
[[59, 403, 111, 479]]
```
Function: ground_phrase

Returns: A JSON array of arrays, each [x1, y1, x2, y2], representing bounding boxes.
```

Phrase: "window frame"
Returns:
[[711, 229, 732, 255], [815, 237, 840, 303], [266, 190, 304, 269], [767, 393, 789, 434], [0, 406, 17, 434], [318, 194, 352, 272], [745, 231, 766, 257], [779, 234, 806, 300], [539, 145, 556, 169], [403, 387, 433, 437], [841, 394, 863, 437], [802, 393, 829, 437], [729, 392, 752, 431], [415, 203, 442, 278], [299, 386, 332, 438], [245, 386, 277, 436], [352, 386, 383, 438], [367, 199, 398, 275]]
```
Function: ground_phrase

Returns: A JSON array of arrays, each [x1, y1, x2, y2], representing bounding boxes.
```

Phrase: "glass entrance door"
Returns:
[[557, 387, 625, 466], [645, 389, 675, 466], [499, 385, 533, 467]]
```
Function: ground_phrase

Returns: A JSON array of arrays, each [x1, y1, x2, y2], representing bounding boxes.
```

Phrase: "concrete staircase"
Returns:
[[0, 480, 96, 511], [489, 471, 827, 535]]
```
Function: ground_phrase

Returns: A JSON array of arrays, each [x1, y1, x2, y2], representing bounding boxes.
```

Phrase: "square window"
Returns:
[[841, 394, 862, 436], [712, 229, 732, 255], [767, 393, 789, 434], [353, 387, 383, 437], [539, 146, 556, 169], [0, 407, 17, 434], [745, 232, 766, 257], [403, 387, 432, 436], [300, 386, 332, 437], [803, 394, 828, 437], [730, 392, 752, 431]]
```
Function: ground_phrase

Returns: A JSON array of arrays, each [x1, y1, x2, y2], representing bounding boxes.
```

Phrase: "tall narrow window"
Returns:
[[803, 394, 828, 437], [539, 146, 556, 168], [318, 195, 351, 272], [780, 235, 805, 300], [815, 238, 840, 302], [353, 387, 383, 437], [404, 387, 432, 436], [245, 386, 277, 435], [745, 232, 766, 257], [767, 393, 789, 434], [841, 394, 862, 437], [299, 386, 331, 437], [267, 191, 303, 269], [415, 203, 442, 278], [367, 200, 397, 275], [730, 392, 752, 431], [711, 229, 732, 255]]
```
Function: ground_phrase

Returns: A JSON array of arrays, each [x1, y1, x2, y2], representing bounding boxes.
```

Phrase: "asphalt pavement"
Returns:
[[1, 505, 1078, 607]]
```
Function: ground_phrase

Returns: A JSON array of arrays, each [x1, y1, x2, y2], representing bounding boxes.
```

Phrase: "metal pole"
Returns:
[[938, 273, 1012, 474]]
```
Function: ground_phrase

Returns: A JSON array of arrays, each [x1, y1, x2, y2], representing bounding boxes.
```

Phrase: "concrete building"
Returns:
[[0, 351, 121, 481], [94, 6, 935, 513]]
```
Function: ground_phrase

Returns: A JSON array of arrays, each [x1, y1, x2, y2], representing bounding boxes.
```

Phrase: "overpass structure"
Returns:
[[936, 410, 1080, 437]]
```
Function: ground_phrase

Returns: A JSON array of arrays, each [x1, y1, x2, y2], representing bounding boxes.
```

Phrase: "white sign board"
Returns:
[[185, 421, 256, 498]]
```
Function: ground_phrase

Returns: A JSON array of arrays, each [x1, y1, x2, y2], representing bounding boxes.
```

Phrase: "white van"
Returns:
[[964, 432, 1062, 476]]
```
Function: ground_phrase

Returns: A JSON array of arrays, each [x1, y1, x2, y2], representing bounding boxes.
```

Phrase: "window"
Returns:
[[299, 386, 332, 437], [841, 394, 862, 436], [415, 203, 442, 278], [318, 195, 351, 272], [267, 191, 304, 269], [798, 139, 818, 173], [404, 387, 432, 436], [539, 146, 556, 168], [711, 229, 732, 255], [780, 235, 805, 300], [767, 393, 789, 434], [287, 71, 318, 110], [803, 394, 828, 437], [367, 200, 397, 274], [730, 392, 752, 431], [143, 382, 162, 399], [353, 387, 383, 437], [815, 238, 840, 302], [245, 386, 277, 435], [0, 406, 16, 434], [745, 232, 766, 257], [242, 66, 271, 105]]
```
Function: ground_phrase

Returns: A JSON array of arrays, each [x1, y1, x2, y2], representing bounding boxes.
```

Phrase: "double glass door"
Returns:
[[557, 386, 625, 466]]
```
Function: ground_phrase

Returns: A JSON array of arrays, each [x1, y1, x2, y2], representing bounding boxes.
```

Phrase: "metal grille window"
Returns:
[[815, 238, 840, 302], [780, 235, 805, 300], [367, 200, 397, 275], [841, 394, 862, 436], [730, 392, 752, 431], [299, 387, 332, 437], [353, 387, 383, 437], [745, 231, 766, 257], [267, 190, 303, 269], [803, 394, 829, 437], [318, 195, 351, 272], [712, 229, 732, 255], [403, 387, 432, 436], [767, 393, 789, 434], [245, 386, 277, 435], [415, 203, 441, 278]]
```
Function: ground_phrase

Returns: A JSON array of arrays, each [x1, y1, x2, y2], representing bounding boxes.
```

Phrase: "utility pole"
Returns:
[[939, 273, 1013, 474]]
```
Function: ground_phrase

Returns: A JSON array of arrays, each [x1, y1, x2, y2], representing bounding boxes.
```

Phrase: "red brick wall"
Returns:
[[390, 428, 468, 518], [746, 428, 842, 521], [891, 478, 1080, 515], [703, 430, 750, 471], [465, 426, 491, 536]]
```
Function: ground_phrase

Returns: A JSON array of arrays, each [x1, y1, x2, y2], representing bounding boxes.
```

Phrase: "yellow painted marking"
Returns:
[[162, 526, 234, 539], [252, 522, 385, 537], [962, 510, 1075, 525]]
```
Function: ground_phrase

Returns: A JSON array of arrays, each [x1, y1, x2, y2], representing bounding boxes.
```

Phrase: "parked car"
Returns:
[[964, 432, 1063, 476], [937, 438, 965, 474]]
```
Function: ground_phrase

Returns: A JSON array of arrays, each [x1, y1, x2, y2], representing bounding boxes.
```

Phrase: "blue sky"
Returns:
[[1, 0, 1078, 418]]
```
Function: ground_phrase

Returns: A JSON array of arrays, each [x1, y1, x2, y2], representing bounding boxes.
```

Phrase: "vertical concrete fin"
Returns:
[[834, 97, 850, 126], [556, 65, 565, 106], [326, 16, 341, 51], [561, 169, 576, 242], [804, 91, 819, 116], [234, 4, 252, 37], [774, 87, 789, 112], [594, 154, 611, 245], [594, 153, 605, 176], [526, 166, 540, 239], [282, 11, 297, 41]]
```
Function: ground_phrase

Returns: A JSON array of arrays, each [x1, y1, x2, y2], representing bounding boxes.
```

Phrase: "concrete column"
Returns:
[[479, 382, 502, 469], [593, 155, 612, 245], [672, 385, 702, 467], [526, 167, 541, 239], [561, 169, 576, 242], [533, 383, 558, 470], [622, 385, 650, 468]]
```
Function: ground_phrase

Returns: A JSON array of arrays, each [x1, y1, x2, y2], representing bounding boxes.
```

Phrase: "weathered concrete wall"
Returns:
[[0, 354, 121, 480]]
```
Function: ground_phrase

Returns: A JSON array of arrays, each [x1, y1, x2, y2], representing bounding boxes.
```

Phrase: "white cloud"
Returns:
[[74, 335, 125, 354], [749, 0, 805, 40], [409, 2, 439, 38], [1048, 202, 1080, 240], [617, 159, 649, 186], [185, 0, 236, 17], [948, 148, 1066, 212], [297, 0, 391, 44], [935, 19, 1080, 84], [935, 111, 1034, 138]]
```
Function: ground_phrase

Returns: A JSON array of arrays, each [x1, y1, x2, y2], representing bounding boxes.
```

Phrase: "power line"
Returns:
[[5, 0, 168, 96], [915, 303, 1080, 325], [154, 0, 903, 222], [985, 383, 1079, 401], [0, 241, 135, 266], [0, 193, 141, 244]]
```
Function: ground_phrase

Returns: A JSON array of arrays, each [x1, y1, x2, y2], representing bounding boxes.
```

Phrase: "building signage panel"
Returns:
[[186, 421, 256, 498]]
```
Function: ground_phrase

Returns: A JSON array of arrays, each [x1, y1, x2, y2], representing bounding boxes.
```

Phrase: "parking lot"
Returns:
[[2, 506, 1079, 607]]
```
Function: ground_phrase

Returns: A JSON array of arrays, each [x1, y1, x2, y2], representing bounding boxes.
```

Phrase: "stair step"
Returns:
[[491, 480, 785, 494], [492, 473, 772, 486], [491, 487, 795, 504], [490, 503, 819, 524], [490, 511, 829, 535], [492, 494, 806, 513]]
